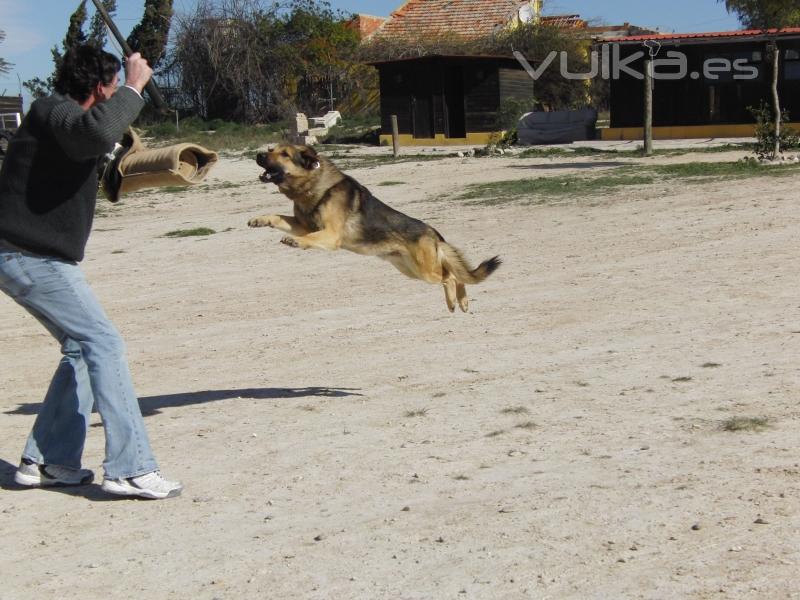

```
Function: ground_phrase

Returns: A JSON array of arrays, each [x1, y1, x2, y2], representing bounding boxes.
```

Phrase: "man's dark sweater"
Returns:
[[0, 87, 144, 262]]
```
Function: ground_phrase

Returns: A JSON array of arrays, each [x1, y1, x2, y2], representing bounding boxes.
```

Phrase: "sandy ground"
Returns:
[[1, 142, 799, 600]]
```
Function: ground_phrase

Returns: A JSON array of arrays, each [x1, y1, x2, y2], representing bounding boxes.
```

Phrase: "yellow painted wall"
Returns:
[[379, 132, 502, 146], [601, 123, 800, 141]]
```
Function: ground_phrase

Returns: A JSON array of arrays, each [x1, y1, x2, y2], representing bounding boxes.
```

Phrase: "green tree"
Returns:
[[0, 30, 13, 77], [281, 0, 360, 113], [721, 0, 800, 158], [720, 0, 800, 28], [127, 0, 174, 69], [88, 0, 118, 48], [61, 0, 90, 56], [170, 0, 361, 122]]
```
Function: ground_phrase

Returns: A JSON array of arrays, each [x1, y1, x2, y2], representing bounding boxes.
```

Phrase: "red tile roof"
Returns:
[[371, 0, 585, 41], [346, 14, 388, 39], [540, 14, 586, 29], [606, 27, 800, 44]]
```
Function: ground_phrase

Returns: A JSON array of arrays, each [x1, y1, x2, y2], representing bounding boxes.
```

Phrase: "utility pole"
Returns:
[[643, 54, 653, 156], [642, 41, 659, 157], [391, 115, 400, 158]]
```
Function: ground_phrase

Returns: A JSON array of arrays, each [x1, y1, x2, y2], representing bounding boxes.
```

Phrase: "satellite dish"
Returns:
[[518, 5, 534, 23]]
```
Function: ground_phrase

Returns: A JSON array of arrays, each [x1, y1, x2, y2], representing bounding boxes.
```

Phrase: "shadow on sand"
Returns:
[[1, 386, 362, 500], [5, 386, 364, 418]]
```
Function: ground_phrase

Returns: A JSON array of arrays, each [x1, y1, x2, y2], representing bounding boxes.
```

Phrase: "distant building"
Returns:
[[365, 0, 599, 145], [362, 0, 655, 145], [602, 28, 800, 140], [582, 22, 659, 42], [0, 95, 23, 155], [346, 14, 387, 40], [370, 0, 585, 42], [0, 95, 24, 130], [369, 53, 535, 145]]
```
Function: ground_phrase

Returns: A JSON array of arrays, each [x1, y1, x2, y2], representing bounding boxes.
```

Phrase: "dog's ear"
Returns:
[[297, 145, 320, 171]]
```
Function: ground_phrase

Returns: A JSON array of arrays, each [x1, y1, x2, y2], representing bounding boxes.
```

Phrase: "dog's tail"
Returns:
[[439, 242, 501, 284]]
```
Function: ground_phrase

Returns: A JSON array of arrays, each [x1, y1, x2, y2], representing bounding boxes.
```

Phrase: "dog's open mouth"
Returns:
[[260, 169, 284, 184]]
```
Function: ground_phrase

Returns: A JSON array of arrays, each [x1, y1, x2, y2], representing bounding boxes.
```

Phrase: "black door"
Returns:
[[411, 94, 434, 139], [410, 70, 434, 139], [444, 67, 466, 138]]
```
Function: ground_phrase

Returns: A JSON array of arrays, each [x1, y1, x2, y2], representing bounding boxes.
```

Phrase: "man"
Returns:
[[0, 45, 181, 499]]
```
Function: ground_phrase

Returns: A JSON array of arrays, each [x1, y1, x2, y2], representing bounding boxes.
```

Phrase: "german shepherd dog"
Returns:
[[248, 144, 500, 312]]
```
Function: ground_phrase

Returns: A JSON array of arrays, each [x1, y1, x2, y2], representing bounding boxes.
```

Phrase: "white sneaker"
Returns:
[[14, 459, 94, 487], [101, 471, 183, 499]]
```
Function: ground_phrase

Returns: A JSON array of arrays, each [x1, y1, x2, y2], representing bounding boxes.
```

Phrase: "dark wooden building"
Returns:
[[0, 95, 24, 130], [603, 28, 800, 140], [371, 55, 534, 145], [0, 96, 23, 153], [362, 0, 552, 146]]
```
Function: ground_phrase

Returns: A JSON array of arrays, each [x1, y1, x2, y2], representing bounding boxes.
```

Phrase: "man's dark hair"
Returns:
[[54, 44, 121, 103]]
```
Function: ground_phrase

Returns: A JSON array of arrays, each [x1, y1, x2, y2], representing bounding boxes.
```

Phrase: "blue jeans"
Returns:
[[0, 240, 158, 479]]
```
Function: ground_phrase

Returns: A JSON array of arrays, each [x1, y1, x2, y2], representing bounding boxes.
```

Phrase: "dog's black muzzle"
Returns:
[[255, 152, 284, 184]]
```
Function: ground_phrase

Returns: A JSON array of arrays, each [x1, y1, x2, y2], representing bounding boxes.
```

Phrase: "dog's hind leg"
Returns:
[[456, 283, 468, 313], [442, 277, 457, 313], [414, 238, 444, 283], [411, 238, 458, 312]]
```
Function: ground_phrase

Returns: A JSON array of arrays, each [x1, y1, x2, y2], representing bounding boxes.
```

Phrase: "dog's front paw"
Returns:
[[248, 216, 277, 228], [280, 236, 300, 248]]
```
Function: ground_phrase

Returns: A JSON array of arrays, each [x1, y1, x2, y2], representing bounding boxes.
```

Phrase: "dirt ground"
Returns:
[[1, 143, 799, 600]]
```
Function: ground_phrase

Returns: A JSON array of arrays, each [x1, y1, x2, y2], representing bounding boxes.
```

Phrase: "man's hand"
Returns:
[[123, 52, 152, 95]]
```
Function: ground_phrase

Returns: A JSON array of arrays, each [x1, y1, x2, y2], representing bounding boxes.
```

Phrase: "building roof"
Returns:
[[371, 0, 586, 41], [0, 96, 23, 113], [367, 53, 522, 66], [583, 22, 659, 41], [606, 27, 800, 44], [346, 14, 387, 40], [540, 14, 586, 29]]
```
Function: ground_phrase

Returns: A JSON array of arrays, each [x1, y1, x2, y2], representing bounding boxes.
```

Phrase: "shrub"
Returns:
[[748, 101, 799, 160]]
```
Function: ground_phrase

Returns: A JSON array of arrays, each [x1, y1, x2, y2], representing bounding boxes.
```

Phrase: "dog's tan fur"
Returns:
[[248, 144, 500, 312]]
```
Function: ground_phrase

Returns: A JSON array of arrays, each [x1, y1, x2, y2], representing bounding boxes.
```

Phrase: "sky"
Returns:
[[1, 0, 742, 106]]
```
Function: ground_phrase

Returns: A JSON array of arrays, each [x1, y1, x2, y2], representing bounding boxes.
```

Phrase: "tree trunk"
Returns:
[[770, 41, 781, 159]]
